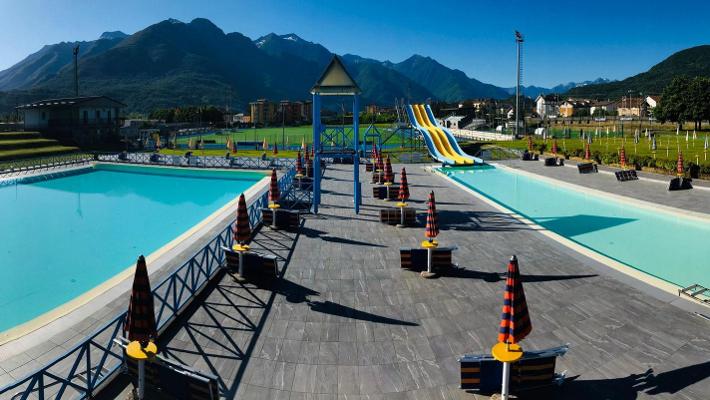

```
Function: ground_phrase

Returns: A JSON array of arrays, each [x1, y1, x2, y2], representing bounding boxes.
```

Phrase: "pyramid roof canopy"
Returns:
[[311, 55, 361, 96]]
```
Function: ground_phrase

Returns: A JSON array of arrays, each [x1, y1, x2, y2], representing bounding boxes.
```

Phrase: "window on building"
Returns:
[[41, 112, 46, 120], [107, 110, 112, 122], [83, 110, 88, 124], [96, 110, 101, 121]]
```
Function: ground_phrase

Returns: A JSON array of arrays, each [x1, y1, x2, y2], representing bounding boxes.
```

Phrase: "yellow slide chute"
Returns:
[[412, 104, 472, 165]]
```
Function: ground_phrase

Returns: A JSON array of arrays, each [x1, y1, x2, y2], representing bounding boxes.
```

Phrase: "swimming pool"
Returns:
[[443, 165, 710, 290], [0, 164, 265, 333]]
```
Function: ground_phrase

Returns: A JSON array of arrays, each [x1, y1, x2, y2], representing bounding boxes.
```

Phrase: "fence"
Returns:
[[98, 152, 296, 170], [0, 154, 94, 177], [0, 167, 296, 400]]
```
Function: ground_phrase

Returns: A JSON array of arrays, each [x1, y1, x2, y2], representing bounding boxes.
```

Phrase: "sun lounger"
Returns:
[[459, 345, 568, 393], [668, 177, 693, 191], [521, 151, 538, 161], [261, 208, 300, 231], [118, 152, 128, 161], [577, 162, 598, 174], [544, 157, 563, 166], [372, 185, 401, 200], [615, 170, 638, 181], [115, 338, 219, 400], [400, 247, 456, 271], [365, 162, 374, 172], [295, 176, 313, 191], [149, 153, 160, 163], [222, 246, 278, 279], [379, 208, 417, 226]]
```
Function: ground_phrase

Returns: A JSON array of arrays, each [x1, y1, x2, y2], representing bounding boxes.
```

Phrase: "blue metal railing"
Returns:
[[0, 167, 295, 400]]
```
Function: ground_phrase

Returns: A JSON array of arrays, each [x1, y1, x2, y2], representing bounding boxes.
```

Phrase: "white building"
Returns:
[[535, 94, 561, 118]]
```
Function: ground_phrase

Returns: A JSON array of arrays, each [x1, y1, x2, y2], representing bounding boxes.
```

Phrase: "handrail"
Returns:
[[0, 153, 94, 176], [96, 152, 296, 170], [0, 166, 296, 400]]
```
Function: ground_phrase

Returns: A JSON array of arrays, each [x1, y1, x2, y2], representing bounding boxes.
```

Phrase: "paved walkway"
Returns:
[[103, 163, 709, 399]]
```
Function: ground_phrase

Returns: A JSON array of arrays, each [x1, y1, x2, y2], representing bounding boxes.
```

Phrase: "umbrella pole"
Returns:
[[238, 250, 244, 278], [501, 361, 511, 400], [137, 359, 146, 399], [427, 246, 432, 275]]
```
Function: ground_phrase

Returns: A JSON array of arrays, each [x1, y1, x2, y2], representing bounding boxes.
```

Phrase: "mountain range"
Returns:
[[0, 18, 707, 114], [566, 45, 710, 97]]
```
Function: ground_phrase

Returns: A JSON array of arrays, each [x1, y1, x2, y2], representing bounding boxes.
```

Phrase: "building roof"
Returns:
[[16, 95, 126, 110], [311, 55, 361, 96]]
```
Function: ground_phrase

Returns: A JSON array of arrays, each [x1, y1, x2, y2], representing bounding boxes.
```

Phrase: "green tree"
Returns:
[[687, 76, 710, 130], [655, 76, 692, 128]]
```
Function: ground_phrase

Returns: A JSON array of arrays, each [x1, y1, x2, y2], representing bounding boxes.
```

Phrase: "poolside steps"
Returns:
[[679, 284, 710, 304], [0, 132, 78, 161]]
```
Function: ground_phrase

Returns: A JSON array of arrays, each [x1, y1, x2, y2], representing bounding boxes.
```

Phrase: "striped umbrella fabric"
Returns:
[[527, 136, 533, 152], [273, 143, 279, 155], [677, 151, 684, 176], [371, 143, 377, 160], [584, 142, 591, 160], [398, 167, 410, 201], [497, 255, 532, 344], [233, 193, 251, 244], [619, 147, 627, 169], [425, 191, 439, 240], [384, 155, 394, 183], [551, 139, 558, 155], [377, 152, 384, 172], [296, 151, 303, 175], [301, 137, 307, 153], [124, 255, 157, 346], [269, 169, 280, 203]]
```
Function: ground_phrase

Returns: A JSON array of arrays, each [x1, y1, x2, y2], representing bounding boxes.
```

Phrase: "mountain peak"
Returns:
[[99, 31, 127, 40]]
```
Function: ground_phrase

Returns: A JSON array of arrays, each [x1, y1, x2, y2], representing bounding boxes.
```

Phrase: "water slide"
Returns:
[[423, 104, 482, 164], [405, 104, 481, 165]]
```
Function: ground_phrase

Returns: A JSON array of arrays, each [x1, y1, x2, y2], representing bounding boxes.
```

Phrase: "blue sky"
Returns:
[[1, 0, 708, 88]]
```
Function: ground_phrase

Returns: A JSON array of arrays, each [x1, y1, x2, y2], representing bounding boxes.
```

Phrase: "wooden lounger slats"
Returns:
[[615, 170, 638, 181], [544, 157, 564, 166], [125, 347, 219, 400], [365, 163, 374, 172], [372, 185, 400, 200], [261, 208, 300, 231], [459, 345, 568, 393], [222, 246, 278, 279], [577, 162, 598, 174], [668, 177, 693, 191], [400, 247, 455, 271], [379, 208, 416, 226]]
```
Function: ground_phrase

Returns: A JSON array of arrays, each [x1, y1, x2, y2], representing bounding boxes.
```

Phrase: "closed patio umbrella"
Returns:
[[584, 142, 591, 161], [269, 169, 280, 204], [262, 137, 268, 150], [652, 136, 657, 151], [551, 139, 558, 155], [421, 191, 439, 278], [619, 147, 627, 169], [295, 151, 303, 177], [527, 135, 533, 153], [677, 151, 684, 177], [398, 167, 410, 203], [384, 155, 394, 184], [233, 193, 251, 245], [124, 255, 158, 400], [268, 169, 281, 227], [493, 255, 532, 400], [273, 143, 279, 155]]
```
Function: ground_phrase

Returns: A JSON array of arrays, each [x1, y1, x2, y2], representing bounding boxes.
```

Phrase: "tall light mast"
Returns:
[[515, 31, 524, 137]]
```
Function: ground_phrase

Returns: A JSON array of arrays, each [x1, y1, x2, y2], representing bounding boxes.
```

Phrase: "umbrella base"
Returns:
[[232, 274, 248, 283], [420, 271, 437, 279]]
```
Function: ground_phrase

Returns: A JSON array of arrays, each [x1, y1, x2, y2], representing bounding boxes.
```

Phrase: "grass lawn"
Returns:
[[174, 124, 409, 146], [0, 146, 79, 161], [495, 134, 710, 175]]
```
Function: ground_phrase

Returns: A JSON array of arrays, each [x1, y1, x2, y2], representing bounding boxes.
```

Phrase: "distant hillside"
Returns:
[[567, 45, 710, 98], [391, 55, 510, 101], [0, 33, 126, 91], [505, 78, 612, 97]]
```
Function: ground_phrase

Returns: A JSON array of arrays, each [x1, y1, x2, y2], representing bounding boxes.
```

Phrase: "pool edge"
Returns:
[[429, 165, 687, 300]]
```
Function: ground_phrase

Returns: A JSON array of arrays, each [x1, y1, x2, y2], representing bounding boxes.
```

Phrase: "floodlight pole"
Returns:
[[73, 45, 80, 97], [515, 31, 524, 138]]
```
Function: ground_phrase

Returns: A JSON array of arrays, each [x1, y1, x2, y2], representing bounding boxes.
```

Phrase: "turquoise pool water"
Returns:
[[0, 164, 265, 332], [443, 165, 710, 289]]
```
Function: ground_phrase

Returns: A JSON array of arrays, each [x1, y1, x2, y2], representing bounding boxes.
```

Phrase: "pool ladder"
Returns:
[[679, 284, 710, 305]]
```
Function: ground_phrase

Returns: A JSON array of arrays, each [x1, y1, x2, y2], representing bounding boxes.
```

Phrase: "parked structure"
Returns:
[[589, 101, 618, 116], [617, 96, 657, 117], [16, 96, 125, 145], [559, 99, 591, 117]]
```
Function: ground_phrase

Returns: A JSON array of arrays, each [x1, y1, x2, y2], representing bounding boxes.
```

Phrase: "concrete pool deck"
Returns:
[[93, 163, 709, 399]]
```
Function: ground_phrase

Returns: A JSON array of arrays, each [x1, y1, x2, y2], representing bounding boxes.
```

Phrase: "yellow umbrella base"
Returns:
[[126, 341, 158, 361], [491, 342, 523, 363]]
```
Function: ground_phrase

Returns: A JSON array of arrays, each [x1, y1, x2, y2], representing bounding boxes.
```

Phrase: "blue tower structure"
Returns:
[[311, 56, 362, 214]]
